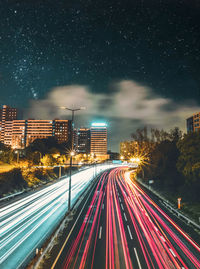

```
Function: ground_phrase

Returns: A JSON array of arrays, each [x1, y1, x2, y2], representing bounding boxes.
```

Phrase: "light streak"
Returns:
[[54, 167, 200, 269]]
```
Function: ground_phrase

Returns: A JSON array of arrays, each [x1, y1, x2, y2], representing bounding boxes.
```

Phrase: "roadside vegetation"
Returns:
[[123, 127, 200, 221], [0, 138, 71, 197]]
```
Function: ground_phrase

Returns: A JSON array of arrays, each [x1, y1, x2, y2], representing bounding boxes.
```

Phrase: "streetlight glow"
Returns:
[[70, 151, 75, 156]]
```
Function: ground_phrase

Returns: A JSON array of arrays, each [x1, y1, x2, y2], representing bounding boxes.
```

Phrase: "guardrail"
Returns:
[[136, 177, 200, 231], [0, 191, 24, 202], [161, 200, 200, 230]]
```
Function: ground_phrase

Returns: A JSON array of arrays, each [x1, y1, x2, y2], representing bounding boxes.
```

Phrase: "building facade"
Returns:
[[11, 120, 26, 149], [25, 120, 53, 146], [77, 128, 90, 154], [0, 105, 18, 144], [0, 112, 72, 149], [53, 120, 72, 145], [186, 112, 200, 133], [90, 123, 108, 159]]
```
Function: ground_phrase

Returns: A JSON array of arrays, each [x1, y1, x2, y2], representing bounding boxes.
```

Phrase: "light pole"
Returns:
[[15, 150, 19, 163], [68, 151, 75, 211], [35, 151, 42, 165], [59, 106, 85, 211], [59, 106, 85, 150]]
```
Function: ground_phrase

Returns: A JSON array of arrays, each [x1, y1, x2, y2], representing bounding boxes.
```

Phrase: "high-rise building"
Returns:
[[3, 121, 13, 147], [90, 123, 107, 158], [53, 119, 72, 144], [0, 105, 73, 149], [11, 120, 26, 149], [0, 105, 18, 122], [73, 128, 78, 150], [186, 112, 200, 133], [0, 105, 18, 143], [25, 120, 53, 146], [77, 128, 90, 154], [0, 117, 73, 149], [186, 116, 194, 133]]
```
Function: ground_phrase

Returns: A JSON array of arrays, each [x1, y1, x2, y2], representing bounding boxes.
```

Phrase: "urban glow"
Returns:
[[91, 122, 107, 127]]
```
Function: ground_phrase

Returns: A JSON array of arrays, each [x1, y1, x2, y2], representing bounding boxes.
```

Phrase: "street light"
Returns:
[[59, 106, 86, 150], [68, 151, 75, 211], [34, 151, 42, 165], [59, 106, 85, 211], [15, 150, 19, 163]]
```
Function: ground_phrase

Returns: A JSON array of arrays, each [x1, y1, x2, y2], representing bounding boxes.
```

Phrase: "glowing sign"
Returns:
[[91, 123, 107, 127]]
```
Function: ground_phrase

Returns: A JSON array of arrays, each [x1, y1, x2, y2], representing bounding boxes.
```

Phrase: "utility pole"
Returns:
[[68, 151, 75, 210], [15, 150, 19, 163], [59, 106, 85, 211]]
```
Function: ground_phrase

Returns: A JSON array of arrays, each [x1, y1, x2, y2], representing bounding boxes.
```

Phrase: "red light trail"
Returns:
[[60, 168, 200, 269]]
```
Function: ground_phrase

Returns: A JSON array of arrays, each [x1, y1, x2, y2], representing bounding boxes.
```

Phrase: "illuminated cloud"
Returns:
[[28, 80, 200, 150]]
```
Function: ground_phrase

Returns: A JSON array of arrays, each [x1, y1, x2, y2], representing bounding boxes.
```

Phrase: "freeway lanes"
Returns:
[[0, 165, 112, 269], [52, 167, 200, 269]]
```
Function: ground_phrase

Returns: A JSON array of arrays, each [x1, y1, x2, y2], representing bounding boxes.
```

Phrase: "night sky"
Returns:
[[1, 0, 200, 150]]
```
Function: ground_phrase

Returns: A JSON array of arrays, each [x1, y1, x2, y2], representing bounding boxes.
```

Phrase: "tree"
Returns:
[[149, 139, 184, 191], [41, 154, 56, 166], [177, 131, 200, 201], [25, 137, 67, 163], [177, 131, 200, 182], [0, 142, 14, 164]]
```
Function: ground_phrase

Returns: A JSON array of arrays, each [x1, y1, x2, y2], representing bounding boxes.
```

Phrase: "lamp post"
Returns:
[[59, 106, 85, 211], [68, 151, 75, 211], [59, 106, 86, 150], [15, 150, 19, 163], [35, 151, 42, 165]]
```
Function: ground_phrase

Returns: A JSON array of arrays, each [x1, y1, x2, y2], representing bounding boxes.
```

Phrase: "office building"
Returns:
[[25, 120, 53, 146], [11, 120, 26, 149], [77, 128, 90, 154], [186, 112, 200, 133], [0, 112, 72, 149], [0, 105, 18, 143], [90, 123, 108, 159], [53, 120, 72, 144]]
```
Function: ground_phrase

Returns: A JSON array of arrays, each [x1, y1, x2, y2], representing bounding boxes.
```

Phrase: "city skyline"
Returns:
[[1, 1, 200, 150], [1, 2, 200, 269]]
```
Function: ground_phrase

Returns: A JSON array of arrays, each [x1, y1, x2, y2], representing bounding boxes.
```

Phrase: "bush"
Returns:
[[0, 168, 28, 196]]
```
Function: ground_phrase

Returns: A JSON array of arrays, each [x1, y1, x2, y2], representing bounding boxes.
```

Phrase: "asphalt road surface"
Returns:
[[52, 167, 200, 269], [0, 165, 112, 269]]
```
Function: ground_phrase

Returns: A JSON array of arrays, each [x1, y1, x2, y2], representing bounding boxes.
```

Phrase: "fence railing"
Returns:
[[136, 177, 200, 230]]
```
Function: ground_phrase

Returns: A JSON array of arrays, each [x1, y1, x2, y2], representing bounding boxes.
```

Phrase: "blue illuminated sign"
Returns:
[[91, 123, 107, 127]]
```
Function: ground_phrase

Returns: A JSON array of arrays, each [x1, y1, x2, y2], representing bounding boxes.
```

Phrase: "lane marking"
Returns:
[[119, 197, 121, 202], [124, 212, 127, 222], [169, 248, 176, 257], [51, 179, 98, 269], [102, 204, 104, 210], [134, 248, 142, 269], [99, 226, 102, 239], [127, 225, 133, 240], [121, 204, 124, 211]]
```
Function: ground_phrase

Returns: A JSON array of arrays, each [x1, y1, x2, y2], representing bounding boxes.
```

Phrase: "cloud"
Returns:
[[27, 80, 200, 151]]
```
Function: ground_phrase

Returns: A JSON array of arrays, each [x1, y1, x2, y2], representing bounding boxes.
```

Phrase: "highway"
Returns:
[[52, 167, 200, 269], [0, 164, 112, 269]]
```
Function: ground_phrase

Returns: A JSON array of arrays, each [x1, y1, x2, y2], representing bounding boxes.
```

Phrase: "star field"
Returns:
[[0, 0, 200, 106]]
